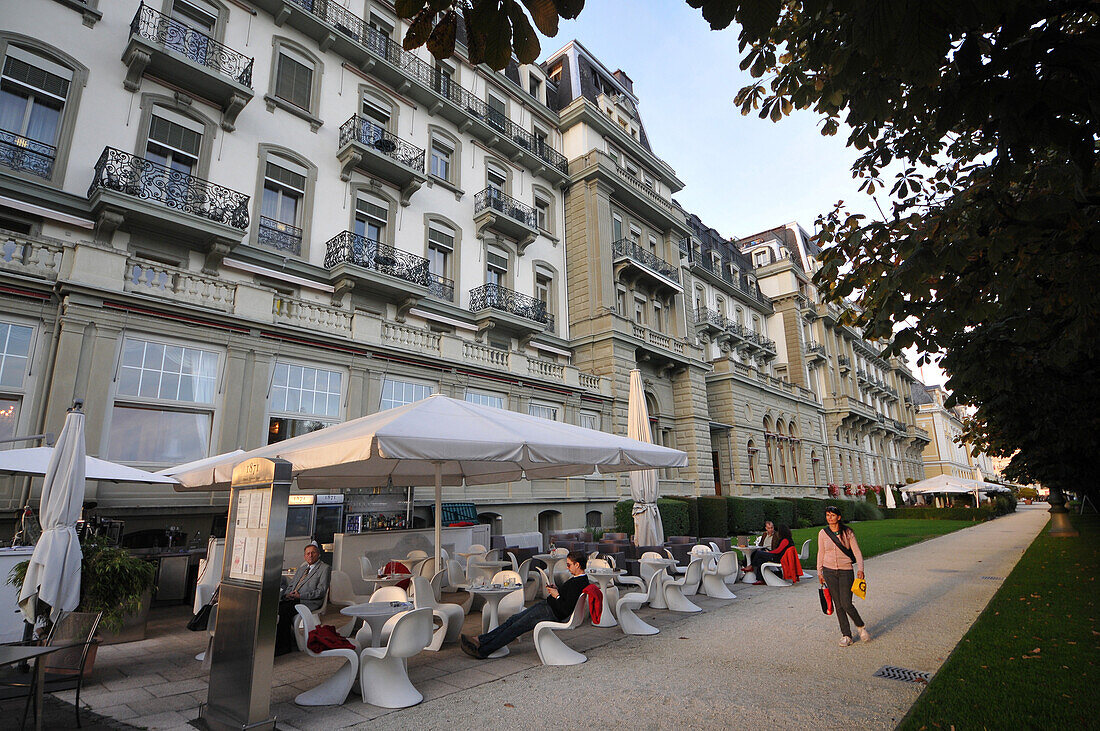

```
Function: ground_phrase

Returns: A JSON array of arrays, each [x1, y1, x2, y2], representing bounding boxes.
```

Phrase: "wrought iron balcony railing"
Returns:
[[88, 147, 250, 230], [285, 0, 567, 174], [428, 272, 454, 302], [682, 243, 769, 306], [131, 3, 253, 86], [258, 216, 302, 254], [0, 129, 55, 179], [323, 231, 431, 286], [805, 341, 825, 356], [474, 188, 538, 229], [695, 307, 729, 329], [339, 115, 425, 171], [838, 354, 851, 367], [612, 238, 680, 284], [469, 283, 550, 325]]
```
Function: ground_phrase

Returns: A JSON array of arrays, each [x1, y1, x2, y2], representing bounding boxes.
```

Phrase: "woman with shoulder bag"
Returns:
[[817, 505, 871, 647]]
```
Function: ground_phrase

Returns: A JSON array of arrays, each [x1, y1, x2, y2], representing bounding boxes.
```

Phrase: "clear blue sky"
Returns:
[[538, 1, 872, 241]]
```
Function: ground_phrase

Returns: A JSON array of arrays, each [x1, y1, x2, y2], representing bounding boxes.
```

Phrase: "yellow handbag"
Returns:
[[851, 576, 867, 599]]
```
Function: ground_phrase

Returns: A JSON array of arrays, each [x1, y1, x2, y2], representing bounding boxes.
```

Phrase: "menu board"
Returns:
[[228, 487, 271, 584]]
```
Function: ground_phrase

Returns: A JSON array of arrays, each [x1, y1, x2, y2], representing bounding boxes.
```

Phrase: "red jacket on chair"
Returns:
[[780, 545, 804, 583], [581, 583, 602, 624]]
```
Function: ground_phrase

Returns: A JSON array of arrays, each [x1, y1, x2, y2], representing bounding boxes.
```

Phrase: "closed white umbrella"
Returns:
[[167, 394, 687, 567], [627, 369, 664, 546], [19, 403, 87, 622]]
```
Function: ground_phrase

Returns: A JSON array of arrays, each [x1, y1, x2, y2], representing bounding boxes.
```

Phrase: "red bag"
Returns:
[[819, 586, 833, 615], [307, 624, 354, 653]]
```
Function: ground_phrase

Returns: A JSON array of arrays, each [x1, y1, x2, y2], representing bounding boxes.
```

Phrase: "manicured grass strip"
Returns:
[[790, 519, 980, 567], [898, 514, 1100, 730]]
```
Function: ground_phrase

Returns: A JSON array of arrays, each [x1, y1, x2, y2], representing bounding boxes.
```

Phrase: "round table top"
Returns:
[[733, 545, 762, 552], [366, 573, 412, 583], [341, 601, 412, 617], [469, 559, 510, 567], [456, 550, 487, 558], [586, 568, 625, 577], [639, 556, 677, 564], [466, 584, 521, 595]]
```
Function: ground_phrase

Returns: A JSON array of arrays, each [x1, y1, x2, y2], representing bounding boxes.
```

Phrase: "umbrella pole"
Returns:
[[434, 462, 442, 572]]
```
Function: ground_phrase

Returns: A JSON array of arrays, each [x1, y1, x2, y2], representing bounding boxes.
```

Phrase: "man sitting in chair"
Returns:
[[460, 550, 589, 659], [275, 542, 330, 656]]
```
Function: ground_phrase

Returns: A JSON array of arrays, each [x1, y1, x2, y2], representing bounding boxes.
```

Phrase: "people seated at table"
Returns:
[[749, 524, 795, 585], [460, 550, 590, 659], [275, 542, 331, 656], [757, 520, 778, 550]]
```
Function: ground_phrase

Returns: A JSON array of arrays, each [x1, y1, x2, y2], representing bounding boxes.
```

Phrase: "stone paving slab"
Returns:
[[59, 506, 1049, 729]]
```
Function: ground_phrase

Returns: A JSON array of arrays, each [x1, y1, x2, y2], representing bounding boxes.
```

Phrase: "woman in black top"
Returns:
[[462, 550, 590, 659]]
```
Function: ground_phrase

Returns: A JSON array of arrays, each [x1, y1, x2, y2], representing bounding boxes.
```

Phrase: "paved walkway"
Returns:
[[52, 506, 1048, 729]]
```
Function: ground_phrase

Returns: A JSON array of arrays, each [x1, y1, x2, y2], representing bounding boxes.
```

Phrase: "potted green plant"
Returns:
[[6, 537, 157, 668]]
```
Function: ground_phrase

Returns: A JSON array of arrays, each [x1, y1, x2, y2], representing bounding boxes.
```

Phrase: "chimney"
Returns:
[[612, 69, 633, 95]]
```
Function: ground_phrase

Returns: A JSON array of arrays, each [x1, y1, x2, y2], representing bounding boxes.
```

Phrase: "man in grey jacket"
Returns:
[[275, 542, 330, 655]]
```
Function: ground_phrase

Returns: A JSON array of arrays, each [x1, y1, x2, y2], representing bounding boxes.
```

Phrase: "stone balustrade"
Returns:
[[0, 231, 63, 281], [125, 257, 236, 312]]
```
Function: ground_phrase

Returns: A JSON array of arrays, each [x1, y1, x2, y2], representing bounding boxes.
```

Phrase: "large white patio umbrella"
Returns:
[[904, 473, 989, 506], [18, 404, 87, 623], [0, 447, 180, 483], [167, 394, 688, 566], [627, 369, 664, 546]]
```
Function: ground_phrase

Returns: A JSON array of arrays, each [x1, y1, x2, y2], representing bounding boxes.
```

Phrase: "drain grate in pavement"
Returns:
[[980, 576, 1005, 580], [873, 666, 933, 684]]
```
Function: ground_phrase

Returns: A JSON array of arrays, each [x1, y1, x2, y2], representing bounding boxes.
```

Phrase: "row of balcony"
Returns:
[[856, 369, 899, 399], [693, 307, 776, 354], [259, 0, 567, 180], [612, 238, 680, 289], [683, 244, 770, 307]]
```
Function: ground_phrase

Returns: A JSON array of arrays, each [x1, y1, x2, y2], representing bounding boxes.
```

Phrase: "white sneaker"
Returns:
[[839, 636, 852, 647], [858, 627, 872, 643]]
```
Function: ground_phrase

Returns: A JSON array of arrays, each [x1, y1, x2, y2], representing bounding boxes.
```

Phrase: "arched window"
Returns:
[[789, 422, 799, 483], [477, 512, 503, 536], [776, 420, 787, 483], [747, 439, 757, 482], [537, 509, 561, 550], [763, 416, 774, 483], [585, 510, 602, 529]]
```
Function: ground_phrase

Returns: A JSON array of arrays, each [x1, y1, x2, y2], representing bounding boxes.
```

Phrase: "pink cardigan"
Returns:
[[816, 528, 864, 573]]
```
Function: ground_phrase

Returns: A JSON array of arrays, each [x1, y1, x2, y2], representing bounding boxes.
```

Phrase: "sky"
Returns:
[[536, 2, 946, 385]]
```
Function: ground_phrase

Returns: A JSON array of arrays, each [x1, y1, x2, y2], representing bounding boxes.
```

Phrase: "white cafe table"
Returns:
[[532, 553, 568, 583], [467, 559, 510, 584], [363, 573, 412, 591], [584, 568, 624, 627], [467, 585, 520, 658], [638, 557, 677, 609], [342, 601, 413, 647], [733, 545, 766, 582]]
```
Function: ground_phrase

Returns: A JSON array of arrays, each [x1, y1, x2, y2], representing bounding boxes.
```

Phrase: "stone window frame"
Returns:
[[422, 212, 462, 283], [358, 84, 399, 133], [531, 259, 558, 324], [264, 36, 324, 132], [531, 183, 554, 236], [0, 33, 88, 188], [250, 143, 318, 259], [133, 92, 218, 180], [426, 124, 462, 193], [348, 183, 398, 248]]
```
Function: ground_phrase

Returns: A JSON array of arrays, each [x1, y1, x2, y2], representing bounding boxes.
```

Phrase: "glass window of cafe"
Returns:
[[267, 361, 344, 444]]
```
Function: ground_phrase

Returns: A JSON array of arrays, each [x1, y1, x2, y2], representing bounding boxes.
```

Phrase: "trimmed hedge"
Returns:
[[726, 496, 766, 534], [760, 498, 795, 528], [697, 495, 728, 537], [613, 498, 691, 537], [796, 497, 828, 526], [665, 495, 699, 537]]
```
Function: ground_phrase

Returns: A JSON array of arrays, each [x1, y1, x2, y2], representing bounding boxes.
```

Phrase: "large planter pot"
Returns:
[[98, 588, 153, 645]]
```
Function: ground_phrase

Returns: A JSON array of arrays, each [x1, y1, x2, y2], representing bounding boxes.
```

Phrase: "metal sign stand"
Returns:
[[201, 458, 291, 731]]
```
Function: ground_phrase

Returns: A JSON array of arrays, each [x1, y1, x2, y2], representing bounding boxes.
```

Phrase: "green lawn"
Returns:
[[897, 514, 1099, 730], [789, 518, 980, 567]]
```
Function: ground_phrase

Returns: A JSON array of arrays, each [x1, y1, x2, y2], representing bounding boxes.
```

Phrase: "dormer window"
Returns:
[[528, 75, 542, 101]]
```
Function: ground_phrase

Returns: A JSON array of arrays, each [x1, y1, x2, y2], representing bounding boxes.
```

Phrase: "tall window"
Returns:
[[354, 193, 387, 242], [528, 402, 558, 421], [747, 440, 757, 482], [368, 13, 394, 39], [430, 137, 452, 181], [165, 0, 218, 63], [486, 92, 506, 132], [465, 390, 504, 409], [612, 213, 623, 242], [109, 337, 219, 464], [260, 157, 305, 251], [268, 362, 342, 444], [427, 221, 454, 280], [433, 62, 453, 97], [274, 46, 313, 112], [0, 48, 70, 180], [486, 163, 506, 197], [0, 321, 33, 446], [652, 300, 663, 331], [145, 109, 201, 176], [579, 410, 600, 431], [528, 75, 541, 100], [629, 225, 641, 245], [380, 378, 433, 410], [535, 196, 550, 231], [361, 95, 391, 129], [486, 248, 507, 287], [633, 296, 647, 325]]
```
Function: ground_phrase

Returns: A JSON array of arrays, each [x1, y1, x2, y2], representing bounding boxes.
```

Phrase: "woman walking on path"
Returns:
[[817, 505, 871, 647]]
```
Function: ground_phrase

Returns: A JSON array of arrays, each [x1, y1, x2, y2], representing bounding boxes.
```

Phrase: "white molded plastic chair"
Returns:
[[293, 605, 361, 706], [359, 556, 375, 582], [411, 576, 463, 651], [708, 541, 721, 554], [664, 549, 688, 575], [616, 571, 663, 636], [464, 544, 489, 575], [798, 540, 817, 580], [483, 570, 524, 633], [639, 551, 665, 585], [353, 586, 410, 647], [662, 559, 703, 612], [701, 552, 738, 599], [760, 560, 793, 586], [329, 570, 371, 636], [358, 608, 433, 708], [533, 594, 590, 666], [515, 558, 539, 602], [292, 591, 330, 651], [429, 569, 446, 603], [444, 559, 467, 590], [506, 551, 519, 572]]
